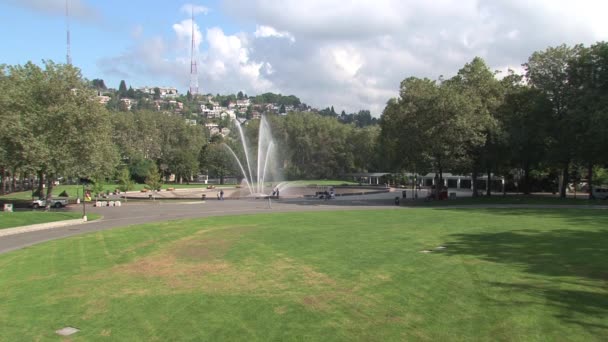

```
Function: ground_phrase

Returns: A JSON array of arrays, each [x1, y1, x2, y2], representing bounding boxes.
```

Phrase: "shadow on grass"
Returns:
[[487, 281, 608, 333], [442, 222, 608, 332]]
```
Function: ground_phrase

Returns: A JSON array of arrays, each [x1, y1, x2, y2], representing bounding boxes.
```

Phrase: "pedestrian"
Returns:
[[220, 189, 224, 200], [217, 191, 220, 200], [276, 188, 279, 199]]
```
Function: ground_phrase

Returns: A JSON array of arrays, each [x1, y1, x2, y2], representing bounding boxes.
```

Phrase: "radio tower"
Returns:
[[189, 7, 199, 96], [65, 0, 72, 65]]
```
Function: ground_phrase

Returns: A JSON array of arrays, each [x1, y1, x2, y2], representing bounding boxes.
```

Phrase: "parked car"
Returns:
[[30, 198, 68, 209], [592, 187, 608, 200]]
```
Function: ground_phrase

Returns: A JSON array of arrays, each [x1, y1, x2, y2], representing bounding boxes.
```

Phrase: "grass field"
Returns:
[[410, 194, 608, 206], [0, 209, 606, 341], [0, 211, 100, 230]]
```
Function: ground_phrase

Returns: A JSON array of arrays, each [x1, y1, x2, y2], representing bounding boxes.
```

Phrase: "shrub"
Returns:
[[58, 190, 70, 197]]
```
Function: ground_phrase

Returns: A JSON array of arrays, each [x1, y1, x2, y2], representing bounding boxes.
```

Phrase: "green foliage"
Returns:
[[58, 190, 69, 197], [0, 61, 118, 199], [251, 92, 300, 106], [144, 167, 163, 191], [117, 168, 134, 192], [118, 80, 127, 97], [592, 167, 608, 186], [90, 177, 105, 197], [129, 158, 157, 184]]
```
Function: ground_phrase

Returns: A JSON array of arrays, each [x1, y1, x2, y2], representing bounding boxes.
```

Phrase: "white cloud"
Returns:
[[254, 25, 295, 42], [180, 3, 210, 16], [173, 19, 203, 52], [98, 1, 608, 115]]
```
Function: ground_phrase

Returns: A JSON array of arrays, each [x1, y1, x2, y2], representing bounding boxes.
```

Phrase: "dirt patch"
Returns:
[[170, 226, 257, 261], [82, 298, 108, 320], [100, 329, 111, 337], [117, 254, 230, 279], [122, 239, 159, 254], [301, 293, 337, 311], [274, 306, 287, 315]]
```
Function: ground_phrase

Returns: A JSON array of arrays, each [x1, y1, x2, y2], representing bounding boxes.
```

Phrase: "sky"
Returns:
[[1, 0, 607, 116]]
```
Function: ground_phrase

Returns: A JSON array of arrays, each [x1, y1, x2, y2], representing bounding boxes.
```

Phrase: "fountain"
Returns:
[[224, 116, 284, 197]]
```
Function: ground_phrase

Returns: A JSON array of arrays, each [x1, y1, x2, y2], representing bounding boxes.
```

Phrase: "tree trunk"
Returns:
[[559, 162, 569, 199], [37, 171, 45, 199], [12, 169, 17, 193], [523, 164, 531, 195], [472, 169, 479, 197], [486, 168, 491, 197], [588, 163, 594, 200], [1, 166, 5, 195], [20, 172, 26, 192], [45, 175, 54, 211]]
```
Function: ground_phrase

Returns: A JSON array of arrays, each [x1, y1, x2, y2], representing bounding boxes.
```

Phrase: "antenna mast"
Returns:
[[189, 7, 199, 96], [66, 0, 72, 65]]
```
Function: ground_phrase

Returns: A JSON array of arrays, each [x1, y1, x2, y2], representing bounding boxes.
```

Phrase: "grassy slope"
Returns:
[[0, 209, 606, 341], [0, 212, 100, 230]]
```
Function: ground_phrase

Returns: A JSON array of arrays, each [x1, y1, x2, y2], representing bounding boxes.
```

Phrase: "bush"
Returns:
[[58, 190, 69, 197]]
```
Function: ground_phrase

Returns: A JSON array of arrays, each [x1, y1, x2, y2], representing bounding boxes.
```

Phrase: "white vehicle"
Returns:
[[592, 187, 608, 200], [31, 198, 68, 209]]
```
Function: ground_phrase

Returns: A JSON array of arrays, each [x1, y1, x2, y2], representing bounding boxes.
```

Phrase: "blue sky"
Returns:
[[2, 0, 607, 115]]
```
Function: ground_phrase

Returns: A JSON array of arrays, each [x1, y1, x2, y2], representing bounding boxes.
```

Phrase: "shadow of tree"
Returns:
[[442, 223, 608, 332], [444, 228, 608, 281], [486, 282, 608, 334]]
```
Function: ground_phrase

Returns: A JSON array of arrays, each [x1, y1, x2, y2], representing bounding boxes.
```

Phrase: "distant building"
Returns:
[[138, 86, 179, 99]]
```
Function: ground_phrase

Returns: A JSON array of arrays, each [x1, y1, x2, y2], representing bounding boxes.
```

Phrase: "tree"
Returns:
[[237, 91, 244, 100], [91, 78, 107, 90], [118, 80, 127, 97], [448, 57, 503, 196], [279, 104, 286, 114], [2, 61, 118, 208], [567, 42, 608, 198], [200, 138, 237, 185], [145, 167, 162, 191], [524, 44, 580, 198], [499, 80, 552, 194], [117, 168, 134, 193]]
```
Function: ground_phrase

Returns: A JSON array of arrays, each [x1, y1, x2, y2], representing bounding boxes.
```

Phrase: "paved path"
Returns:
[[2, 195, 606, 255], [0, 197, 398, 255]]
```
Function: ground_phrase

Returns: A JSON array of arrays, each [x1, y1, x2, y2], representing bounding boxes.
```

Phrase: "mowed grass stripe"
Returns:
[[0, 209, 606, 341]]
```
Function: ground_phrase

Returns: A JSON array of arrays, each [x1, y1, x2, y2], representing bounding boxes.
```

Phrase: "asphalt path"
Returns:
[[0, 197, 399, 255]]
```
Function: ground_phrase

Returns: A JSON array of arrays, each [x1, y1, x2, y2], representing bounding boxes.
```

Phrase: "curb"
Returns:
[[0, 219, 90, 238]]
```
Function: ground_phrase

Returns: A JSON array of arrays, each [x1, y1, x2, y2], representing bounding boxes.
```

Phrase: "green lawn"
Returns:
[[0, 209, 606, 341], [0, 211, 100, 230], [409, 194, 608, 206]]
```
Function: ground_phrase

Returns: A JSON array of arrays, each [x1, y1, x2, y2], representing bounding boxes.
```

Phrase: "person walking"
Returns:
[[220, 189, 224, 200]]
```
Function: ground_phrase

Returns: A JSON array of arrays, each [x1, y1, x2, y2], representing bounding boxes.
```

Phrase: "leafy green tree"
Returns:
[[524, 44, 580, 198], [91, 78, 107, 90], [448, 57, 503, 196], [2, 61, 118, 208], [118, 80, 127, 97], [117, 168, 134, 193], [145, 167, 163, 191], [566, 42, 608, 198]]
